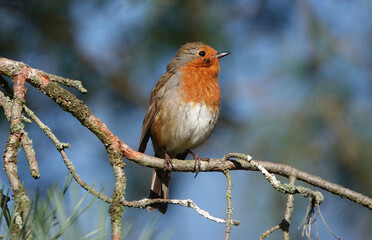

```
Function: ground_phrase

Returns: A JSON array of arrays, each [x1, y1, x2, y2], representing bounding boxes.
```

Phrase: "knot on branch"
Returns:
[[56, 143, 71, 151], [10, 123, 25, 134], [279, 219, 290, 232], [107, 146, 126, 168]]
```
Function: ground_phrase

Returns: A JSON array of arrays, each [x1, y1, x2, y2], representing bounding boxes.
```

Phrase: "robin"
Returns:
[[138, 42, 230, 213]]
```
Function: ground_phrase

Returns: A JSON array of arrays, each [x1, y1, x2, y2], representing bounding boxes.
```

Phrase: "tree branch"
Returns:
[[2, 67, 31, 236], [282, 176, 296, 239], [1, 84, 39, 179], [128, 151, 371, 209]]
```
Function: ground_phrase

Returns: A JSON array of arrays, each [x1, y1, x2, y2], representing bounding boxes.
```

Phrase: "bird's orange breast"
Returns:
[[178, 63, 221, 112]]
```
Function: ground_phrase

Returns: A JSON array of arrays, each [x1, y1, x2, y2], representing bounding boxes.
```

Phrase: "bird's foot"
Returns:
[[188, 150, 209, 178], [163, 151, 174, 171]]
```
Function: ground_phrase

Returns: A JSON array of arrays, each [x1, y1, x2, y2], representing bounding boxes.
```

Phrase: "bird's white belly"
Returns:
[[159, 101, 219, 155]]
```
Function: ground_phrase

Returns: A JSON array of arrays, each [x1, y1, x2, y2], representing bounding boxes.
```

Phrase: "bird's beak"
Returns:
[[214, 51, 231, 59]]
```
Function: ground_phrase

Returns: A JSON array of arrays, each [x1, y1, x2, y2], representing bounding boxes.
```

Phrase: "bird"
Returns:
[[138, 42, 230, 213]]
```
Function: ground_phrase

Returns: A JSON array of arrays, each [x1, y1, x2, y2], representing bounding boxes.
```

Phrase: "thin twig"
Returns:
[[39, 70, 87, 93], [126, 198, 240, 226], [317, 205, 342, 240], [23, 105, 112, 203], [223, 169, 234, 240], [225, 153, 324, 204], [20, 133, 39, 179], [260, 225, 280, 240], [23, 106, 71, 150], [298, 196, 317, 239], [62, 149, 113, 203], [0, 57, 87, 93]]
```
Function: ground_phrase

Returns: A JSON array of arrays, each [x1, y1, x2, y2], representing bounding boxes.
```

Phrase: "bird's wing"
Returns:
[[138, 71, 176, 153], [138, 102, 157, 153]]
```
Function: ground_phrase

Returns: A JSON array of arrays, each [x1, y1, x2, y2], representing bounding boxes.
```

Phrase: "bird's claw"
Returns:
[[163, 151, 173, 171], [189, 150, 209, 178]]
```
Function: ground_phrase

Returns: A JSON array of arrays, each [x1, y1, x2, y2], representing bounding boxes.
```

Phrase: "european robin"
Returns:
[[138, 42, 230, 213]]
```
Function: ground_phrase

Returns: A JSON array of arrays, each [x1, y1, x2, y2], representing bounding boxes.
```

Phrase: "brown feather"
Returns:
[[138, 103, 157, 153], [138, 71, 175, 153]]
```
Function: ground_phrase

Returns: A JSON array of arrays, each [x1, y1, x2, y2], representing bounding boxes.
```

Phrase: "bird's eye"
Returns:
[[198, 51, 206, 57]]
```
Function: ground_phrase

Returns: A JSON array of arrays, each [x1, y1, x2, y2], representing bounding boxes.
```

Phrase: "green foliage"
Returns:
[[0, 176, 106, 240], [0, 176, 171, 239]]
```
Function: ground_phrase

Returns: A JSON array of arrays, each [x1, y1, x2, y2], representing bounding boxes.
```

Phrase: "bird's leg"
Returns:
[[163, 150, 173, 171], [188, 150, 209, 178]]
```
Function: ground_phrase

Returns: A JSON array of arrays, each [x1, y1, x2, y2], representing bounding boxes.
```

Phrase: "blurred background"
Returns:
[[1, 0, 372, 239]]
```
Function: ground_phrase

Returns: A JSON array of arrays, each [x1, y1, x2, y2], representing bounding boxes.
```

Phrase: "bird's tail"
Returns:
[[148, 169, 170, 214]]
